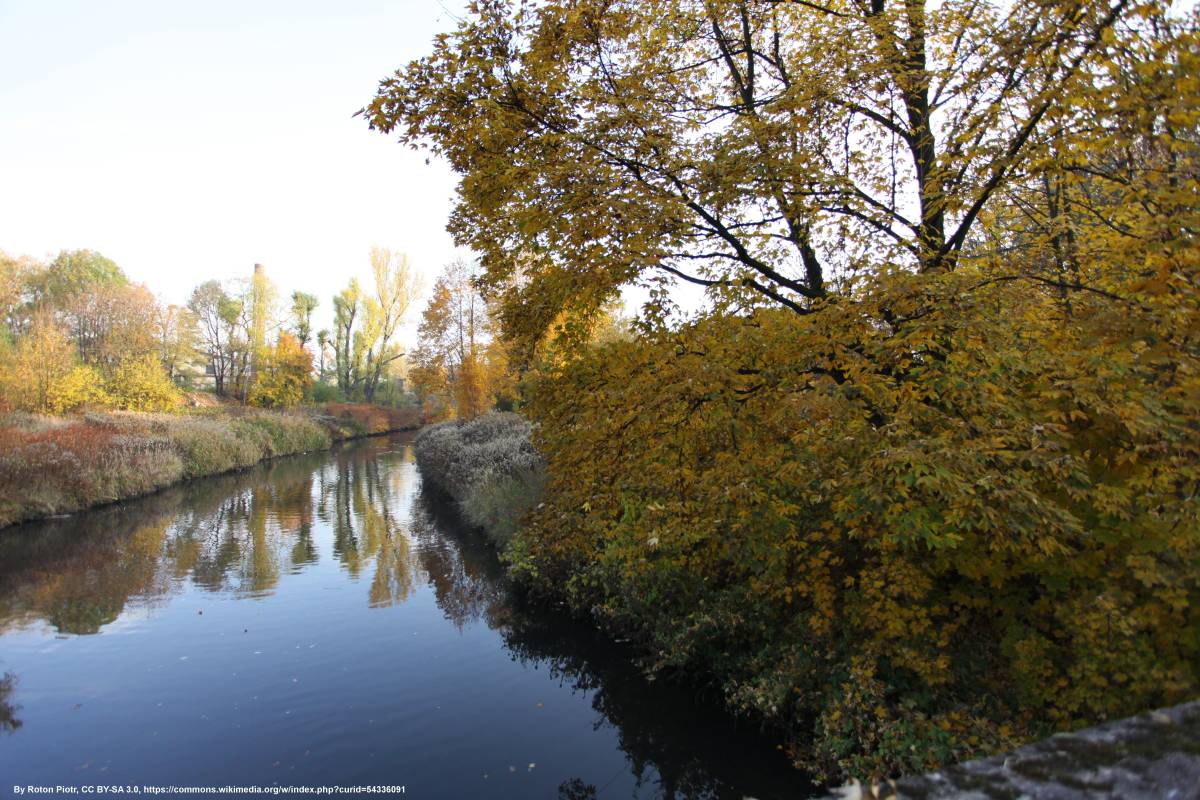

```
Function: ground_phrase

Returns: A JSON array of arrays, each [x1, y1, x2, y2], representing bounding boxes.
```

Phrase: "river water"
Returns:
[[0, 434, 816, 799]]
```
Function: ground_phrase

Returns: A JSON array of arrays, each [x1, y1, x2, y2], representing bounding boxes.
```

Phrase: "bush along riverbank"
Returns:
[[414, 399, 1200, 786], [0, 403, 419, 529], [413, 413, 545, 546]]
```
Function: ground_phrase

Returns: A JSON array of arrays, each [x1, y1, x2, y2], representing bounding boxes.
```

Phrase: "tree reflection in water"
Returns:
[[0, 671, 20, 734], [318, 442, 416, 607], [0, 450, 332, 634], [0, 436, 811, 799]]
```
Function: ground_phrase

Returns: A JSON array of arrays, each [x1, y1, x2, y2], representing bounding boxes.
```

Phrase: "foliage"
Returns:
[[249, 333, 313, 409], [47, 365, 110, 414], [333, 278, 362, 397], [231, 411, 330, 458], [61, 281, 158, 368], [360, 246, 420, 402], [0, 402, 415, 528], [0, 313, 76, 412], [188, 280, 241, 397], [460, 465, 545, 546], [307, 380, 341, 404], [372, 0, 1200, 781], [364, 0, 1178, 344], [289, 291, 319, 347], [30, 249, 126, 310], [414, 413, 544, 545], [105, 355, 181, 412], [0, 421, 183, 527], [329, 250, 420, 402], [508, 264, 1200, 780], [409, 258, 516, 419], [156, 303, 199, 385]]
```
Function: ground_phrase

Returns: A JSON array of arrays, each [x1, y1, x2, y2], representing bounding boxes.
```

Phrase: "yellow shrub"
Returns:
[[248, 333, 312, 409], [510, 267, 1200, 780], [105, 354, 180, 412], [47, 365, 110, 413]]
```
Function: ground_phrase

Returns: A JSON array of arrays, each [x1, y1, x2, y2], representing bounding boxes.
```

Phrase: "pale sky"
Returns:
[[0, 0, 470, 334]]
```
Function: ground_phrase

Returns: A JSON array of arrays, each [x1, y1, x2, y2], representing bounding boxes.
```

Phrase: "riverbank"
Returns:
[[0, 403, 420, 529], [412, 413, 544, 546], [413, 411, 1200, 787]]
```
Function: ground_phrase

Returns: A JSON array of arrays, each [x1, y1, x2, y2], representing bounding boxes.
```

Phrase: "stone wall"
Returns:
[[829, 700, 1200, 799]]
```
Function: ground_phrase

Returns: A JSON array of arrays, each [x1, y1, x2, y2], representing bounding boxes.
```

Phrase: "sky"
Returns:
[[0, 0, 471, 334]]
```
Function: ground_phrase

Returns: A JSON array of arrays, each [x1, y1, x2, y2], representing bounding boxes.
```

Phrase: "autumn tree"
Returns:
[[332, 279, 362, 397], [289, 291, 319, 348], [365, 0, 1144, 348], [187, 278, 257, 399], [28, 249, 125, 312], [0, 251, 38, 340], [155, 303, 198, 383], [410, 258, 511, 419], [188, 281, 238, 396], [360, 246, 420, 402], [0, 313, 76, 412], [368, 0, 1200, 781], [61, 282, 159, 368], [105, 353, 180, 412]]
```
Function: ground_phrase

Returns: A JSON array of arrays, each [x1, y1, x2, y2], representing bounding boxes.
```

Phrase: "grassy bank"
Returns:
[[0, 403, 420, 529], [413, 413, 544, 546]]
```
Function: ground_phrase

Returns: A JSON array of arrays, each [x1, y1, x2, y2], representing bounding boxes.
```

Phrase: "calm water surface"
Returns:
[[0, 434, 816, 799]]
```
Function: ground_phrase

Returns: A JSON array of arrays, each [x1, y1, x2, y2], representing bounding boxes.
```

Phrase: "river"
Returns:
[[0, 433, 816, 799]]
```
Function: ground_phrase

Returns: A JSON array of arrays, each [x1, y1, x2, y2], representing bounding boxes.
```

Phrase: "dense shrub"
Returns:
[[460, 466, 545, 545], [507, 271, 1200, 781], [248, 333, 313, 409], [307, 381, 341, 403], [105, 355, 181, 412], [413, 413, 544, 545], [47, 365, 110, 413]]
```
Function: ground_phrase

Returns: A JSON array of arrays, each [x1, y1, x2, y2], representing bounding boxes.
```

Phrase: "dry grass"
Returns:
[[323, 403, 422, 437], [413, 413, 544, 546], [0, 403, 422, 529], [0, 422, 183, 526]]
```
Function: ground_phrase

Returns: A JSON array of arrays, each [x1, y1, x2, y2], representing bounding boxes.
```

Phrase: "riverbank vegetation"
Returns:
[[0, 404, 419, 529], [371, 0, 1200, 783], [414, 413, 544, 545]]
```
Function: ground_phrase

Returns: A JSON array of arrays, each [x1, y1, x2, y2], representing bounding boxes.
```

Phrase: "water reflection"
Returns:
[[0, 444, 423, 633], [0, 451, 331, 634], [317, 448, 416, 607], [409, 491, 814, 800], [0, 436, 813, 799], [0, 672, 20, 734], [409, 487, 507, 630]]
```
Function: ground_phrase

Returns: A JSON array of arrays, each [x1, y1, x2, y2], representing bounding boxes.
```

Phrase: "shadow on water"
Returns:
[[0, 435, 817, 799], [409, 488, 816, 800]]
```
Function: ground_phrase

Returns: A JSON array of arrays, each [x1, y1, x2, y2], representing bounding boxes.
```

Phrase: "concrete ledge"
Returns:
[[830, 700, 1200, 799]]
